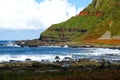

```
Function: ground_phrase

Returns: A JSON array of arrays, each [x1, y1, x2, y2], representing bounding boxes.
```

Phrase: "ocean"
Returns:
[[0, 40, 120, 62]]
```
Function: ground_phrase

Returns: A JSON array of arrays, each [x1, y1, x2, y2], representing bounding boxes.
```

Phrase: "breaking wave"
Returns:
[[0, 54, 72, 62]]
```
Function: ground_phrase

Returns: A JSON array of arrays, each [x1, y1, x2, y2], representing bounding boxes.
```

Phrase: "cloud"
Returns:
[[0, 0, 83, 30]]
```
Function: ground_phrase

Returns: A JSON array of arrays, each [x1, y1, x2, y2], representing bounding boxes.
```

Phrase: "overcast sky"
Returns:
[[0, 0, 92, 40]]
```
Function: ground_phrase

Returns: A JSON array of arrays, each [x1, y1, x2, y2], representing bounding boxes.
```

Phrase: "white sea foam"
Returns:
[[72, 48, 120, 56], [0, 47, 120, 62], [0, 54, 72, 62], [4, 42, 20, 47], [93, 48, 120, 55]]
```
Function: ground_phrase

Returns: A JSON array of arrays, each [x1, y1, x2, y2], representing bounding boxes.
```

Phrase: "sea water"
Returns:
[[0, 40, 120, 62]]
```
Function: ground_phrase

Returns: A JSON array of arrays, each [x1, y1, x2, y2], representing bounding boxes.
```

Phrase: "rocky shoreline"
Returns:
[[0, 56, 120, 69], [15, 39, 120, 49], [0, 58, 120, 80]]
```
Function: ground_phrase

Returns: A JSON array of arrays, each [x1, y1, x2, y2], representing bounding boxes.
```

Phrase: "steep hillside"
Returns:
[[39, 0, 120, 45]]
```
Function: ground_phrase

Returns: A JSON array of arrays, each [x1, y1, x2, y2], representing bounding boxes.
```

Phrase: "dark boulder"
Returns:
[[54, 56, 60, 59]]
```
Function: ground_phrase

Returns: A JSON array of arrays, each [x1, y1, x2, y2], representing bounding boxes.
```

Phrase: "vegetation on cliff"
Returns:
[[40, 0, 120, 45]]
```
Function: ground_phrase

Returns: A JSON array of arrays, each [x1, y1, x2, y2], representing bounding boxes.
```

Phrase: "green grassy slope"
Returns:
[[40, 0, 120, 43]]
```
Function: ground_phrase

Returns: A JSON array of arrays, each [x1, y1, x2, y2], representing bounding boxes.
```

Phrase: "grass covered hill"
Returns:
[[40, 0, 120, 45]]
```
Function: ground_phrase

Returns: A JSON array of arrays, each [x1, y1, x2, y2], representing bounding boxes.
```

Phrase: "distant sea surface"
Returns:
[[0, 40, 120, 62]]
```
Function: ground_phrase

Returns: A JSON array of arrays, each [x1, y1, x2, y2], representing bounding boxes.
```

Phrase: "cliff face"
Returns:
[[39, 0, 120, 44]]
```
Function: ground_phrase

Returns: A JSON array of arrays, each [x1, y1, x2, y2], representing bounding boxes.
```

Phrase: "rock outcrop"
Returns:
[[78, 10, 104, 17], [98, 31, 111, 40]]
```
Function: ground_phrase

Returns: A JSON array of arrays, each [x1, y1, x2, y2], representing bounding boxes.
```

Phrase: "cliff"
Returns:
[[39, 0, 120, 45]]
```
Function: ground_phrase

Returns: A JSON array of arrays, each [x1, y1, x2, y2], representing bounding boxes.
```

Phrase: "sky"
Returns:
[[0, 0, 92, 40]]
